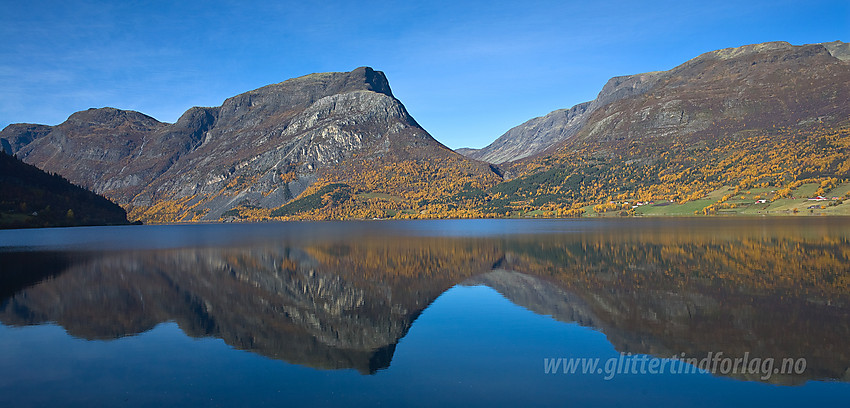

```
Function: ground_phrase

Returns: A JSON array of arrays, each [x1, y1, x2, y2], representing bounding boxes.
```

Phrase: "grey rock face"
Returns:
[[461, 70, 665, 164], [822, 40, 850, 61], [460, 102, 591, 164], [2, 67, 445, 221], [147, 89, 425, 221]]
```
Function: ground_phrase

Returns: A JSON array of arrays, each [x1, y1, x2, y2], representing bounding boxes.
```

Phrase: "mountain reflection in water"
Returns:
[[1, 219, 848, 384]]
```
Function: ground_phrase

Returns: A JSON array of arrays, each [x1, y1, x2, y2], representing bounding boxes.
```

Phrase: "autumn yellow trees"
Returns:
[[130, 123, 850, 222]]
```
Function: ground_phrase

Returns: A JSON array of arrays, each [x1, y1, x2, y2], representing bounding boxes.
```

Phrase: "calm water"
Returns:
[[1, 218, 849, 406]]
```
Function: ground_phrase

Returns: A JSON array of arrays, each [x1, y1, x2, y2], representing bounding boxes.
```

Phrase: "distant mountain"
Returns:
[[462, 40, 850, 164], [460, 70, 663, 163], [458, 101, 593, 164], [2, 67, 499, 222], [0, 151, 129, 228]]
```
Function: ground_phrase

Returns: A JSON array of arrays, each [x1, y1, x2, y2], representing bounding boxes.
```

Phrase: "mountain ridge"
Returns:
[[461, 40, 849, 164], [4, 40, 850, 221], [2, 66, 498, 222]]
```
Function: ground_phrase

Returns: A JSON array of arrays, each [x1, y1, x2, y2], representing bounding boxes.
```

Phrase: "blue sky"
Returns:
[[1, 0, 848, 149]]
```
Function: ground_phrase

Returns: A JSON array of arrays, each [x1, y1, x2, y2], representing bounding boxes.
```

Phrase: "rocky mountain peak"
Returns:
[[64, 107, 162, 128], [701, 41, 794, 60], [347, 66, 394, 97], [2, 66, 478, 222], [213, 67, 396, 132], [287, 66, 393, 97], [0, 123, 52, 155], [822, 40, 850, 61]]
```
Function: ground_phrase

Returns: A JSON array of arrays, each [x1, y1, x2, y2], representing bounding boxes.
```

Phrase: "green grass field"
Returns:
[[634, 186, 731, 216], [826, 183, 850, 198], [356, 192, 405, 202], [624, 183, 850, 217]]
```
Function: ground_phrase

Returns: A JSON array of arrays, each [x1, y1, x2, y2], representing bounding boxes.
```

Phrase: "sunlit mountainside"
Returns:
[[2, 41, 850, 222]]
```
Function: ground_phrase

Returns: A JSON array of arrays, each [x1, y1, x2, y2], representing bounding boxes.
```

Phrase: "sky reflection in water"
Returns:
[[1, 218, 849, 406]]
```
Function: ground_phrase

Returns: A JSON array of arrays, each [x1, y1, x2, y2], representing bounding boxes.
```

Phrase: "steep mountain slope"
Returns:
[[0, 151, 129, 228], [461, 70, 663, 163], [0, 107, 203, 203], [0, 124, 52, 155], [570, 41, 849, 145], [5, 42, 849, 221], [462, 40, 850, 164], [2, 67, 500, 222], [466, 41, 850, 216]]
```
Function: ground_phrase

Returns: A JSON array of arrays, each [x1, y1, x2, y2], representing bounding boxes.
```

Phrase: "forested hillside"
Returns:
[[0, 151, 130, 228]]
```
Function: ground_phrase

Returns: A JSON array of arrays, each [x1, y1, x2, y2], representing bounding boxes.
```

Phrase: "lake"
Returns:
[[1, 218, 849, 406]]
